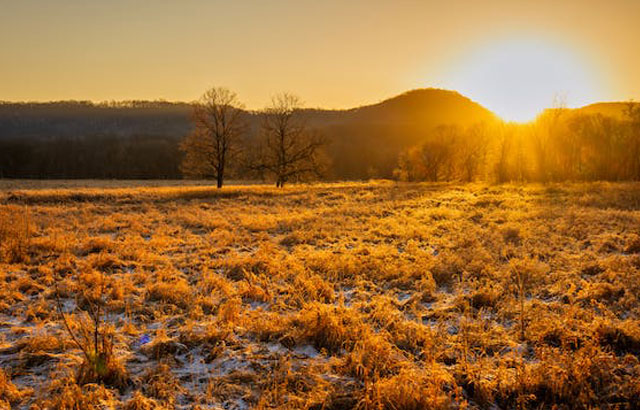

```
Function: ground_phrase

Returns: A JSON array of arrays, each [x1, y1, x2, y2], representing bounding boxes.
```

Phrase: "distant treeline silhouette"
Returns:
[[394, 104, 640, 182], [0, 100, 190, 178], [0, 89, 638, 182], [0, 135, 181, 179]]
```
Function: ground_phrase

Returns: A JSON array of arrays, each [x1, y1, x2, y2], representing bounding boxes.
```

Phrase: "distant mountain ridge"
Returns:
[[0, 88, 635, 179], [0, 88, 496, 139]]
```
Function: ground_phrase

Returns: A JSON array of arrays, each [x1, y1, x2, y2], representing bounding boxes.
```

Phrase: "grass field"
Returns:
[[1, 181, 640, 409]]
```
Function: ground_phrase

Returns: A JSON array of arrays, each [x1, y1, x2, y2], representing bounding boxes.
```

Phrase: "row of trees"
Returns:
[[0, 135, 180, 179], [394, 103, 640, 183], [180, 87, 326, 188], [394, 123, 489, 182], [2, 87, 638, 184]]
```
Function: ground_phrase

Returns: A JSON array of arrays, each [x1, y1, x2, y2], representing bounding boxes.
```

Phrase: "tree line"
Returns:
[[1, 87, 639, 184], [0, 135, 181, 179], [393, 103, 640, 183]]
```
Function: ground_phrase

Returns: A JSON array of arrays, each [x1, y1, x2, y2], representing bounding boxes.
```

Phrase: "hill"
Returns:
[[0, 89, 497, 179], [310, 89, 498, 178], [574, 101, 638, 119]]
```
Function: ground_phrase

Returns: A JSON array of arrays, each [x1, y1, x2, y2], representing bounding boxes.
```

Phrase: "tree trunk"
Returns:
[[216, 174, 223, 189]]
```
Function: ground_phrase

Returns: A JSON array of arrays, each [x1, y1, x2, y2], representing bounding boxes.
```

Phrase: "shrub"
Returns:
[[55, 273, 130, 391]]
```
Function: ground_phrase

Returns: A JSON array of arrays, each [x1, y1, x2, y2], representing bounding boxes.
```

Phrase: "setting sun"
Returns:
[[445, 38, 603, 122]]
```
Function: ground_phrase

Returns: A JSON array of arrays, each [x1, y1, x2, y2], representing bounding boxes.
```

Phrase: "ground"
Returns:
[[1, 181, 639, 409]]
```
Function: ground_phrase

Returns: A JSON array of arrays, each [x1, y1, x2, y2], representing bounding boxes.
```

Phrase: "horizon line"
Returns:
[[0, 87, 636, 113]]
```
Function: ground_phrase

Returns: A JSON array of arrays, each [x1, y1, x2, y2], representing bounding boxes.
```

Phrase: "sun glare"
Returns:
[[445, 38, 602, 122]]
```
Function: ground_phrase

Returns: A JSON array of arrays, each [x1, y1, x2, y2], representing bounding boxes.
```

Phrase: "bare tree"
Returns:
[[253, 93, 326, 187], [459, 123, 489, 182], [624, 101, 640, 180], [493, 124, 515, 183], [417, 125, 457, 182], [531, 96, 567, 181], [180, 87, 245, 188]]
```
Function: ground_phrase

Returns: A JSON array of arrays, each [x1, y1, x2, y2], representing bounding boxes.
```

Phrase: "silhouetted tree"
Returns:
[[417, 138, 455, 182], [252, 94, 326, 187], [458, 123, 489, 181], [180, 87, 245, 188], [532, 108, 561, 181], [624, 102, 640, 179], [394, 125, 460, 182], [492, 124, 515, 183]]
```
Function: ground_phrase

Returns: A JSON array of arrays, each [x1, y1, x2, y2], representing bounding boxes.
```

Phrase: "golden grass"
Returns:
[[1, 181, 640, 408]]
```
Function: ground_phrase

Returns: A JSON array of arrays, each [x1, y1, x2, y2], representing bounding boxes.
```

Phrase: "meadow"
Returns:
[[1, 181, 639, 409]]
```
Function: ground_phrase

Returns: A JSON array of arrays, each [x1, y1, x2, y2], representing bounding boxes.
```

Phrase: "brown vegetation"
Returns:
[[1, 181, 640, 408]]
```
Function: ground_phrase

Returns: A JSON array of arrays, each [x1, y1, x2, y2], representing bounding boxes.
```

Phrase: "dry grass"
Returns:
[[0, 206, 31, 263], [1, 180, 640, 409]]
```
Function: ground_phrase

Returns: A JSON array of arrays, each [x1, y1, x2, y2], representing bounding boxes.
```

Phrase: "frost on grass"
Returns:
[[1, 182, 640, 409]]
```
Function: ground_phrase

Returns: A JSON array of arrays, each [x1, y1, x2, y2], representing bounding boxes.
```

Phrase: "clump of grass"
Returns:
[[77, 235, 114, 256], [578, 281, 625, 303], [141, 363, 183, 408], [208, 369, 260, 405], [502, 225, 522, 245], [218, 296, 243, 324], [18, 331, 67, 353], [32, 375, 116, 410], [146, 278, 192, 309], [624, 234, 640, 253], [526, 343, 626, 407], [0, 369, 24, 408], [0, 205, 31, 263], [289, 303, 361, 354], [142, 329, 188, 360], [74, 319, 129, 390], [178, 321, 232, 349], [254, 357, 327, 409], [342, 331, 404, 380], [359, 368, 455, 410], [55, 273, 129, 390], [470, 286, 501, 310], [507, 255, 548, 341], [237, 271, 272, 304], [594, 320, 640, 355], [123, 391, 167, 410]]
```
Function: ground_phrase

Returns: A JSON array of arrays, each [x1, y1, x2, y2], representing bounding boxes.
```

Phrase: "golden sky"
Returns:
[[1, 0, 639, 118]]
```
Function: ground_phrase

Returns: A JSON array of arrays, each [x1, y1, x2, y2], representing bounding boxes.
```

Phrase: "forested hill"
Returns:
[[304, 89, 499, 178], [0, 89, 507, 179]]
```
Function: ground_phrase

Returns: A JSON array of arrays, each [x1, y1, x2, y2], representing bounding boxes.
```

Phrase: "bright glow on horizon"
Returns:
[[444, 38, 603, 122]]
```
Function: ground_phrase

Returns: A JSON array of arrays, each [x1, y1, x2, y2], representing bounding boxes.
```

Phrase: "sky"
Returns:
[[1, 0, 639, 119]]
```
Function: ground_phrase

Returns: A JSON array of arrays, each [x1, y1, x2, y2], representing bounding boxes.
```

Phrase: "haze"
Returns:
[[1, 0, 639, 118]]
